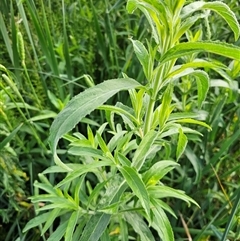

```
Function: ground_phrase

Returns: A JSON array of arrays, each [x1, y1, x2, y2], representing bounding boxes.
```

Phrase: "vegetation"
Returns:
[[0, 0, 240, 240]]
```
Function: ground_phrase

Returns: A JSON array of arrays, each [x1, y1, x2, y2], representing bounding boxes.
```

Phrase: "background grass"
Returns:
[[0, 0, 239, 240]]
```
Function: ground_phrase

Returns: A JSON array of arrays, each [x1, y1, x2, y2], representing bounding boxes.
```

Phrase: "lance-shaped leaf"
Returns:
[[181, 1, 240, 40], [130, 39, 153, 81], [160, 41, 240, 66], [0, 123, 23, 150], [79, 213, 111, 241], [124, 212, 155, 241], [48, 78, 142, 171], [176, 128, 188, 161], [23, 212, 50, 232], [195, 70, 209, 108], [132, 130, 157, 170], [143, 160, 179, 186], [41, 208, 61, 236], [148, 186, 199, 207], [47, 220, 68, 241], [65, 211, 80, 241], [151, 198, 174, 241], [118, 166, 151, 220], [55, 160, 113, 188], [164, 68, 209, 108]]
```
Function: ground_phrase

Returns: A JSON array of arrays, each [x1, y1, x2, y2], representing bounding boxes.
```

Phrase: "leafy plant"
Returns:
[[23, 0, 240, 240]]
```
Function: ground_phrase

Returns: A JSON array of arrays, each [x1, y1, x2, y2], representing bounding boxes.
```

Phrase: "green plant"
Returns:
[[23, 0, 240, 240], [0, 1, 142, 239]]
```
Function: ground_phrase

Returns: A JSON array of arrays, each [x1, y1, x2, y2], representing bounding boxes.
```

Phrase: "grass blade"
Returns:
[[0, 123, 23, 150], [221, 188, 240, 241]]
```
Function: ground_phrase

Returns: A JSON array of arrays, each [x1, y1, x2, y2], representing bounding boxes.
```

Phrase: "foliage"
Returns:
[[0, 0, 143, 239], [21, 1, 240, 241]]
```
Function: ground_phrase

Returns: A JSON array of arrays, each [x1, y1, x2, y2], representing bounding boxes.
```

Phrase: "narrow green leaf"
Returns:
[[160, 41, 240, 65], [119, 217, 129, 241], [90, 1, 108, 68], [87, 179, 111, 207], [132, 130, 157, 170], [124, 212, 155, 241], [208, 128, 240, 168], [87, 125, 95, 146], [0, 12, 13, 62], [36, 203, 76, 212], [23, 213, 48, 232], [159, 84, 173, 129], [195, 70, 209, 108], [47, 90, 62, 110], [29, 110, 57, 122], [49, 78, 141, 171], [174, 14, 206, 43], [160, 125, 203, 139], [130, 39, 152, 81], [98, 104, 140, 125], [74, 175, 86, 205], [98, 201, 122, 215], [34, 182, 57, 195], [151, 198, 174, 241], [55, 161, 113, 188], [0, 123, 23, 150], [100, 230, 111, 241], [65, 211, 80, 241], [126, 0, 163, 45], [41, 208, 61, 236], [95, 132, 112, 156], [22, 0, 63, 99], [68, 146, 105, 160], [221, 189, 240, 241], [72, 219, 87, 241], [42, 165, 76, 174], [79, 213, 111, 241], [185, 146, 202, 184], [168, 112, 203, 121], [169, 118, 211, 130], [148, 186, 199, 207], [47, 220, 68, 241], [143, 160, 179, 186], [119, 166, 151, 220], [167, 59, 227, 80], [165, 67, 209, 108], [153, 199, 177, 218], [176, 128, 188, 161], [210, 79, 229, 88], [61, 0, 73, 84], [108, 131, 127, 153], [181, 1, 240, 40], [116, 152, 131, 167], [126, 0, 137, 13]]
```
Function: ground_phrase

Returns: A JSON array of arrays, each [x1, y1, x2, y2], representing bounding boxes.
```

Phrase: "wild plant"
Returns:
[[23, 1, 240, 240]]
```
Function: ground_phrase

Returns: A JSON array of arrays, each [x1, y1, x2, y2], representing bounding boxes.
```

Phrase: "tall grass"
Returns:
[[0, 0, 147, 239]]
